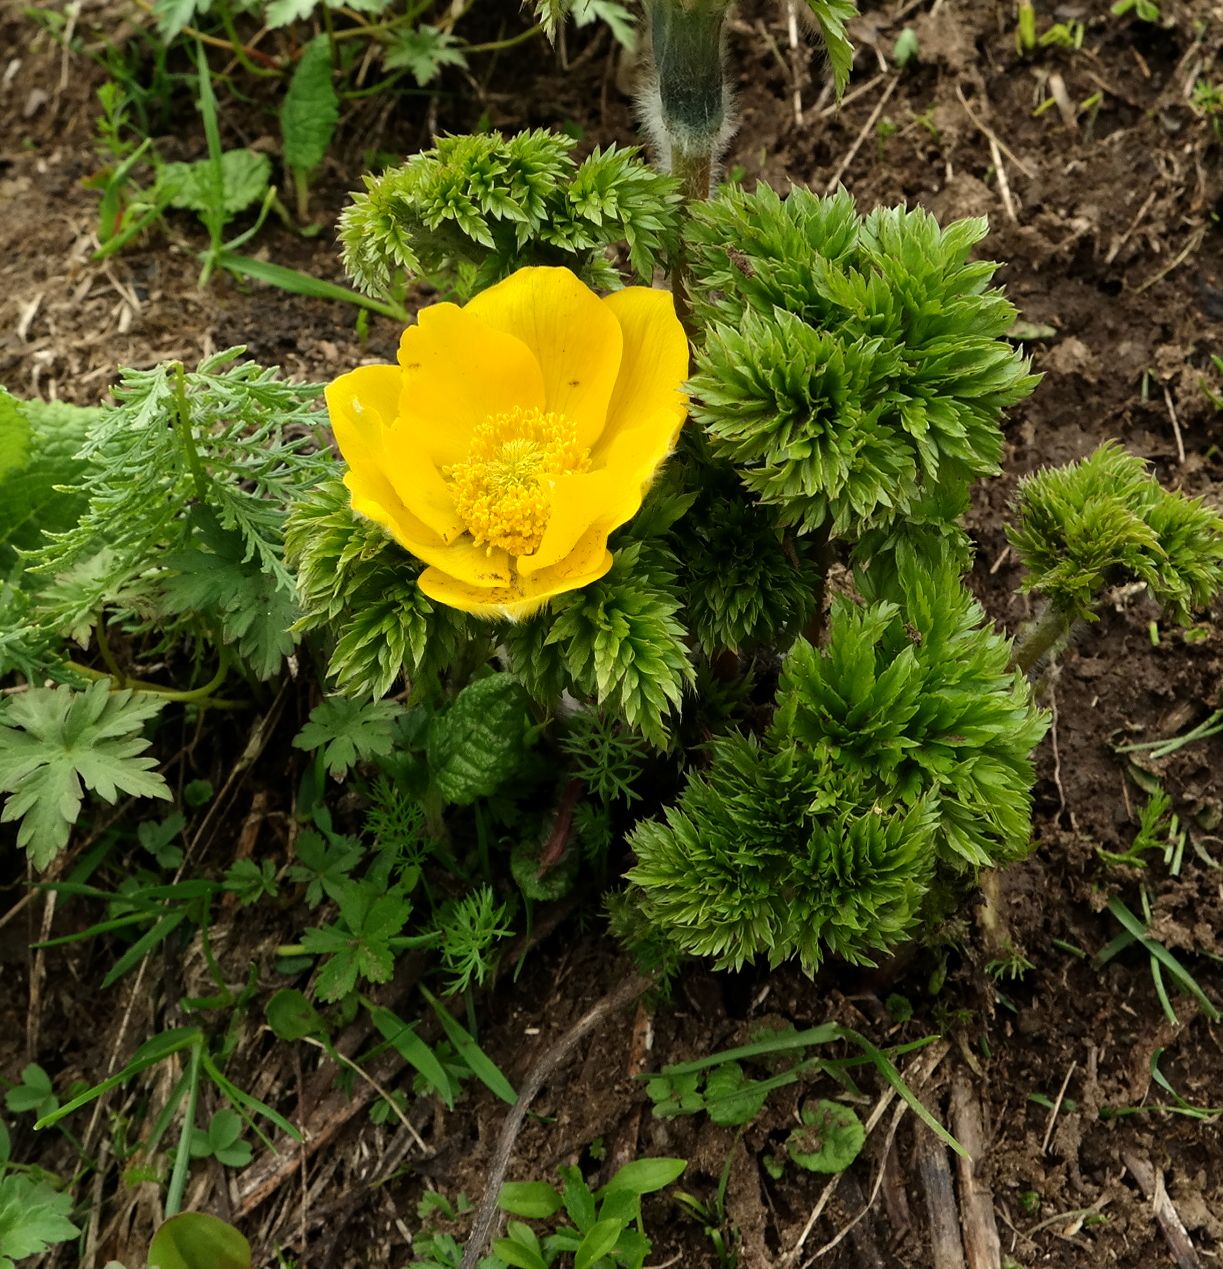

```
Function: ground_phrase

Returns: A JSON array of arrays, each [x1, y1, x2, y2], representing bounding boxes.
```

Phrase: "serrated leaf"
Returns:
[[159, 149, 271, 219], [264, 0, 315, 27], [426, 675, 532, 805], [0, 680, 170, 869], [382, 24, 468, 85], [0, 1175, 79, 1264], [147, 1213, 250, 1269], [804, 0, 858, 95], [280, 37, 339, 173], [0, 391, 98, 579], [292, 696, 405, 778], [151, 0, 211, 39]]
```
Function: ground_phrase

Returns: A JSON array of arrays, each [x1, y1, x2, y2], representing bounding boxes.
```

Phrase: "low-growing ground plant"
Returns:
[[3, 0, 1223, 1263]]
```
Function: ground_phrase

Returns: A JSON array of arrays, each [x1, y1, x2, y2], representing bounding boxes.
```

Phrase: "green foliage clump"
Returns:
[[671, 482, 826, 655], [503, 541, 694, 749], [18, 351, 325, 683], [286, 477, 468, 699], [685, 185, 1037, 560], [1008, 441, 1223, 623], [626, 560, 1047, 972], [339, 131, 680, 302], [627, 734, 935, 972], [778, 560, 1048, 869]]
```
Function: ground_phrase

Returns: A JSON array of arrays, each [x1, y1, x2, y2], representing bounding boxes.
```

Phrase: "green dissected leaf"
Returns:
[[505, 541, 694, 749], [571, 0, 637, 48], [293, 696, 406, 778], [280, 37, 339, 173], [264, 0, 316, 27], [338, 132, 680, 302], [301, 882, 411, 1001], [383, 25, 469, 85], [287, 477, 469, 699], [0, 1175, 79, 1267], [786, 1099, 865, 1173], [1008, 441, 1223, 624], [159, 149, 271, 219], [803, 0, 858, 95], [287, 827, 364, 907], [151, 0, 212, 40], [162, 511, 297, 679], [0, 390, 99, 579], [426, 675, 533, 805], [0, 680, 170, 869], [147, 1213, 250, 1269]]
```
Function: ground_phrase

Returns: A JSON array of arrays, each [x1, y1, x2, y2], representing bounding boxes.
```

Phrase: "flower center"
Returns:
[[446, 406, 589, 557]]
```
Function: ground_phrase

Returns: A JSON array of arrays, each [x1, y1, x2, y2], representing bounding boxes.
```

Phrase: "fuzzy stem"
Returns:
[[668, 146, 712, 332], [1011, 601, 1074, 675]]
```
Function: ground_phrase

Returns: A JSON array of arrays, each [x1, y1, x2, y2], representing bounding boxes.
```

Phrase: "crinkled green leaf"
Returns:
[[280, 37, 339, 172], [426, 675, 533, 805], [786, 1099, 865, 1173]]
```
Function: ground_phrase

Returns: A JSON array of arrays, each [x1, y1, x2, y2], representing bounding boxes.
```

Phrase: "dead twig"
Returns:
[[915, 1118, 966, 1268], [1123, 1153, 1202, 1269], [824, 77, 900, 194], [951, 1073, 1001, 1269], [1162, 383, 1185, 466], [1040, 1059, 1076, 1155], [458, 973, 657, 1269]]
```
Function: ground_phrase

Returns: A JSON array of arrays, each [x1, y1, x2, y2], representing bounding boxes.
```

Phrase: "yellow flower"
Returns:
[[325, 266, 689, 619]]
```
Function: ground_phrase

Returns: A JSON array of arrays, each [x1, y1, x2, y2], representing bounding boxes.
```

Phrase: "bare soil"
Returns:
[[2, 0, 1222, 1266]]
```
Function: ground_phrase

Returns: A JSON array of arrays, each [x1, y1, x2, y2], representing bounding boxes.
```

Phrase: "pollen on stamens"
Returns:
[[446, 406, 589, 557]]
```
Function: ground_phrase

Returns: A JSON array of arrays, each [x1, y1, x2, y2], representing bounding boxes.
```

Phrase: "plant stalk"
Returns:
[[1011, 601, 1073, 675]]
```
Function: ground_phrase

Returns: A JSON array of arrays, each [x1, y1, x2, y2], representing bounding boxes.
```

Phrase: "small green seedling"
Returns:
[[786, 1099, 866, 1174], [188, 1110, 253, 1169], [494, 1157, 687, 1269]]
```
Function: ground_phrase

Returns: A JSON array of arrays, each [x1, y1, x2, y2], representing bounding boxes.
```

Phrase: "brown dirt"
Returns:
[[2, 0, 1223, 1266]]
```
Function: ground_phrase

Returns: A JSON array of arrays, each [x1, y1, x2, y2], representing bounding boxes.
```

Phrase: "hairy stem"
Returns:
[[1011, 601, 1073, 675]]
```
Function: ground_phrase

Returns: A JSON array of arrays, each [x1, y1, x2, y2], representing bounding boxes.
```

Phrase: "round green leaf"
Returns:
[[704, 1061, 768, 1127], [786, 1099, 866, 1174], [147, 1213, 250, 1269]]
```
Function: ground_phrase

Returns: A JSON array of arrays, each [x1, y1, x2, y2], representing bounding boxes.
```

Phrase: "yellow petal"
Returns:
[[516, 470, 620, 576], [595, 285, 689, 481], [326, 364, 403, 511], [465, 267, 623, 450], [380, 427, 466, 545], [344, 469, 512, 589], [396, 303, 546, 468], [419, 543, 613, 620]]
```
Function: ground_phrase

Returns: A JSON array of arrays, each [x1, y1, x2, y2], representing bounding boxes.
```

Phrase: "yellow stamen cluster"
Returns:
[[446, 407, 589, 557]]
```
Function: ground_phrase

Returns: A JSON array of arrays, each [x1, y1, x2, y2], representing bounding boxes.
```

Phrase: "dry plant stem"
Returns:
[[458, 972, 658, 1269], [950, 1073, 1002, 1269], [1122, 1152, 1202, 1269], [915, 1121, 967, 1269]]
